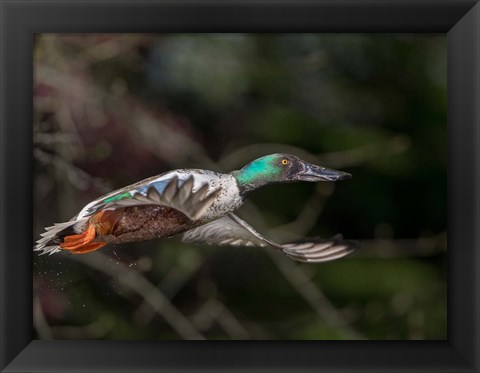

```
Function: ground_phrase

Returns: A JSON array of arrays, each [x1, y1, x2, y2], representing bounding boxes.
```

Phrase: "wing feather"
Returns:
[[182, 213, 357, 263], [91, 176, 221, 222]]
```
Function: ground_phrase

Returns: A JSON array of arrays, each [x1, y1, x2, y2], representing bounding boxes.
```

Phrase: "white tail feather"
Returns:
[[34, 218, 88, 255]]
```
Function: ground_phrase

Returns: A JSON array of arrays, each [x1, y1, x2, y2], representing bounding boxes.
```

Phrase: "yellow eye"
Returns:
[[281, 159, 289, 165]]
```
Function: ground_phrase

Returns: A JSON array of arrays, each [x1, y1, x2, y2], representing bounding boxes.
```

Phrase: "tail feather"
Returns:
[[34, 218, 88, 255]]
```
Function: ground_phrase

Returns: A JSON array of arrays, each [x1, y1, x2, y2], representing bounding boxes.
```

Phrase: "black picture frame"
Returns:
[[1, 1, 479, 372]]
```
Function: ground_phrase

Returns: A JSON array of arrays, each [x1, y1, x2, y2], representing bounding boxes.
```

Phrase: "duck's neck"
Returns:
[[231, 163, 279, 196]]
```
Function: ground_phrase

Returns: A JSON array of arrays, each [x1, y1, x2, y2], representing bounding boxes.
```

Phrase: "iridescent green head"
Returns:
[[233, 153, 351, 195]]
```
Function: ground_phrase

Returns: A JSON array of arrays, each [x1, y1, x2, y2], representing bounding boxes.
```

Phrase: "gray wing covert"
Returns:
[[90, 176, 221, 221]]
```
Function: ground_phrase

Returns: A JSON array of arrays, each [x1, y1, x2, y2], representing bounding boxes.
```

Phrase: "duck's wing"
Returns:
[[35, 175, 221, 256], [84, 176, 221, 222], [182, 213, 357, 263]]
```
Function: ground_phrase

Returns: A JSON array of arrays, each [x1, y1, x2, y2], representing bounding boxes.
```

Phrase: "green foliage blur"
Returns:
[[33, 33, 446, 340]]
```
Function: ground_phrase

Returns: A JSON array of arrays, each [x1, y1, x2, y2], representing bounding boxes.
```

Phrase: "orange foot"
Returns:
[[69, 241, 107, 254], [60, 216, 108, 254]]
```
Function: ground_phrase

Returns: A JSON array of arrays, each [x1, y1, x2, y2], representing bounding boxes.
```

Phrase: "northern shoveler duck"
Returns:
[[35, 153, 355, 263]]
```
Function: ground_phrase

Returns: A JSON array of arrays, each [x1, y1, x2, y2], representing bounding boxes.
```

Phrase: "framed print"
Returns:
[[1, 1, 479, 372]]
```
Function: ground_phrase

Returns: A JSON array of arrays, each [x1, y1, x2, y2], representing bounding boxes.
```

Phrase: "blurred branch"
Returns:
[[269, 183, 335, 240], [73, 34, 149, 67], [133, 260, 202, 326], [268, 252, 365, 340], [122, 105, 211, 168], [215, 302, 251, 340], [316, 135, 410, 169], [69, 252, 206, 340], [36, 63, 210, 168], [34, 148, 111, 193], [192, 299, 250, 339]]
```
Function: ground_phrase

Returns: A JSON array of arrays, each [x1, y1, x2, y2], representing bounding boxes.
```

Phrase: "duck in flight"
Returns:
[[35, 153, 355, 263]]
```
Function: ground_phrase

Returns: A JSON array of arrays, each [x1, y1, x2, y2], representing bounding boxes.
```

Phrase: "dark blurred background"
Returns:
[[33, 33, 446, 340]]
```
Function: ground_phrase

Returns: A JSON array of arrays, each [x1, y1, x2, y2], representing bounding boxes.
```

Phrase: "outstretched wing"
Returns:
[[84, 175, 221, 221], [182, 213, 357, 263], [183, 213, 271, 248]]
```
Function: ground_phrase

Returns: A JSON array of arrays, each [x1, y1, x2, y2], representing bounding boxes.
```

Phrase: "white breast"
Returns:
[[171, 171, 243, 220], [197, 173, 243, 220]]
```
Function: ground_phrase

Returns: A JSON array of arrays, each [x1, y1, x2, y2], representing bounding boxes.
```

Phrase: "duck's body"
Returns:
[[35, 153, 356, 262], [78, 170, 242, 245]]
